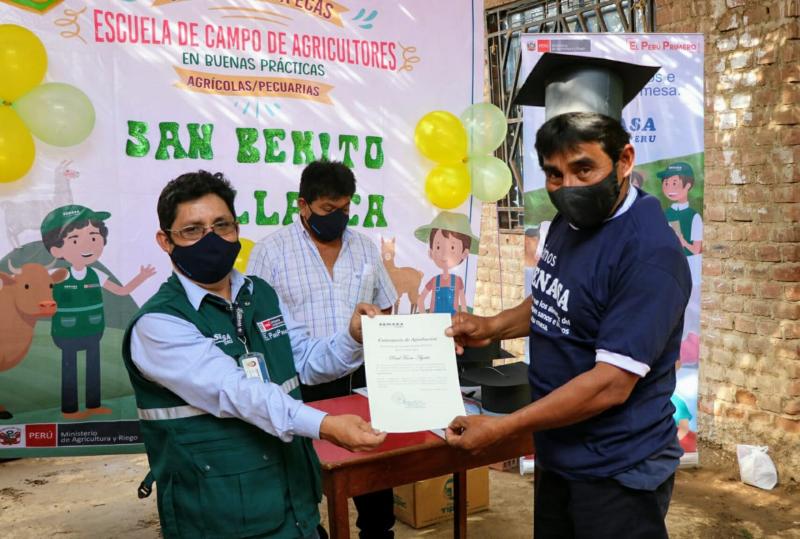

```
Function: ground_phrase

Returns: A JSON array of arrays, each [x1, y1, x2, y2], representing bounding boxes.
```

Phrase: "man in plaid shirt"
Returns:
[[248, 160, 398, 539]]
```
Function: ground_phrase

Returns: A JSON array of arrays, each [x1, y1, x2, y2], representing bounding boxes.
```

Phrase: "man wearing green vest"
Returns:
[[122, 171, 386, 539], [41, 205, 156, 419]]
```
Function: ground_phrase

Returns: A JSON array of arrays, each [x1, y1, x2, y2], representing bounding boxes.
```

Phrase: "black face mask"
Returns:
[[548, 168, 622, 229], [170, 232, 241, 284], [305, 208, 349, 242]]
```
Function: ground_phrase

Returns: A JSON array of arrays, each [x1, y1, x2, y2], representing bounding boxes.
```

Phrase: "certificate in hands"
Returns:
[[361, 313, 466, 433]]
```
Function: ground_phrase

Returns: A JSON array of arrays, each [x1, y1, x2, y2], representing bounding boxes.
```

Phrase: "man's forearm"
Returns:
[[487, 296, 532, 340], [496, 363, 638, 436]]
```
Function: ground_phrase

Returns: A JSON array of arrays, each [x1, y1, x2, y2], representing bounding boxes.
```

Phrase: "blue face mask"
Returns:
[[305, 208, 349, 242], [170, 232, 241, 284]]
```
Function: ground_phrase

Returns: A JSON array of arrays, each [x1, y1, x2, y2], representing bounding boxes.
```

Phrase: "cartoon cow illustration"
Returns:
[[0, 261, 69, 419], [1, 160, 79, 248]]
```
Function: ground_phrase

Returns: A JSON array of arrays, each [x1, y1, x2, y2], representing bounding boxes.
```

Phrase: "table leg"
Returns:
[[453, 470, 467, 539], [327, 476, 351, 539]]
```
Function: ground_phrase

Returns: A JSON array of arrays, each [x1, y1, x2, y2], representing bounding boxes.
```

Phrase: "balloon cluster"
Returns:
[[0, 24, 96, 183], [414, 103, 512, 209]]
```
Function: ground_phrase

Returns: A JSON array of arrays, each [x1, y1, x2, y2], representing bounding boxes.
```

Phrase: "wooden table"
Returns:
[[310, 394, 534, 539]]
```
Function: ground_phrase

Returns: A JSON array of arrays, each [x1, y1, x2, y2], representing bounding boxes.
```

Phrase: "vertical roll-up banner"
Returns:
[[521, 34, 704, 465], [0, 0, 484, 457]]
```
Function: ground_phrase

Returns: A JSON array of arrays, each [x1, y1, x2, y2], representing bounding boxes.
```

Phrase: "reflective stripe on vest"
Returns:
[[136, 376, 300, 421]]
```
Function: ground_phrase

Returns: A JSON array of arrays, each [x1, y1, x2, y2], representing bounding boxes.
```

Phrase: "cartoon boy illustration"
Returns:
[[41, 205, 156, 419], [414, 211, 479, 315], [659, 162, 702, 257]]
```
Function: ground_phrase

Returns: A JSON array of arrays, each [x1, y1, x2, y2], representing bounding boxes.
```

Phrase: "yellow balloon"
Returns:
[[414, 111, 467, 164], [0, 25, 48, 102], [0, 106, 35, 183], [235, 237, 256, 273], [424, 163, 471, 209]]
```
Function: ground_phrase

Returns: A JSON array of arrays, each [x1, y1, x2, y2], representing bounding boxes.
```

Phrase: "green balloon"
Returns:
[[13, 82, 95, 147], [460, 103, 507, 155], [468, 155, 512, 202]]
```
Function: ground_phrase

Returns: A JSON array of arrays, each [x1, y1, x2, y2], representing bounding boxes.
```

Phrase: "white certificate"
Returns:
[[361, 313, 466, 432]]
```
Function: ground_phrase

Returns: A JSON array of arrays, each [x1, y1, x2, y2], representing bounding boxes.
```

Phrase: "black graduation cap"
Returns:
[[459, 362, 532, 415], [512, 52, 661, 120]]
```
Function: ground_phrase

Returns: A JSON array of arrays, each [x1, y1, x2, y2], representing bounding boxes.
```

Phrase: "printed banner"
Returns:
[[520, 34, 704, 465], [0, 0, 484, 456]]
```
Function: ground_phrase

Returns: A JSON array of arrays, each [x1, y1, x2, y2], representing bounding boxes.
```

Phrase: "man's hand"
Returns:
[[319, 414, 387, 452], [445, 311, 494, 354], [348, 303, 382, 343], [445, 415, 506, 455]]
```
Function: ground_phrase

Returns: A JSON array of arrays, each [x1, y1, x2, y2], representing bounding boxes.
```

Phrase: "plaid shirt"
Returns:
[[247, 221, 397, 338]]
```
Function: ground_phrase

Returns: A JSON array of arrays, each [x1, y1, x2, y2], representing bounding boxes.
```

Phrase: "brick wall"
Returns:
[[474, 0, 800, 480], [654, 0, 800, 482]]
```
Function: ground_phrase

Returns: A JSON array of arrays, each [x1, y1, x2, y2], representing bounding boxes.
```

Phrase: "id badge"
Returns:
[[238, 352, 269, 383]]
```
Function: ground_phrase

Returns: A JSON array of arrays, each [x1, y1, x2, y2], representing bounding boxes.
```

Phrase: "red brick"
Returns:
[[782, 320, 800, 339], [756, 244, 781, 261], [759, 281, 784, 299], [772, 263, 800, 281], [756, 319, 781, 337], [791, 380, 800, 397], [781, 126, 800, 145], [783, 244, 800, 262], [710, 313, 735, 330], [734, 280, 755, 296], [785, 399, 800, 416], [734, 315, 757, 334], [776, 417, 800, 434], [748, 300, 772, 317], [774, 302, 800, 320], [704, 259, 724, 276], [771, 226, 800, 242], [774, 185, 800, 203], [786, 284, 800, 301], [723, 296, 745, 313], [773, 105, 800, 125], [735, 389, 758, 406], [785, 205, 800, 222], [706, 205, 726, 221]]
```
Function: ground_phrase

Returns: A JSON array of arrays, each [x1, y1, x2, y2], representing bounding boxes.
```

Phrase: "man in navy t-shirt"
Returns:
[[445, 53, 691, 539]]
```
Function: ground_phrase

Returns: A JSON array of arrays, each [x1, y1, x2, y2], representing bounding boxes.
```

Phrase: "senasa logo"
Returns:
[[0, 427, 23, 446]]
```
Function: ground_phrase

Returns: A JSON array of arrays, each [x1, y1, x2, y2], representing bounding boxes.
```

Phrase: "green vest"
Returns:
[[122, 274, 322, 539], [664, 205, 698, 257], [52, 267, 105, 338]]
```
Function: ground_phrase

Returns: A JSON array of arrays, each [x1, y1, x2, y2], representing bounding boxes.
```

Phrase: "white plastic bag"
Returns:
[[736, 444, 778, 490]]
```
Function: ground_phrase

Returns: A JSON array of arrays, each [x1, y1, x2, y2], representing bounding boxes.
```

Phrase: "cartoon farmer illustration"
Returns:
[[414, 211, 479, 315], [41, 205, 156, 419], [659, 161, 703, 362], [659, 161, 702, 257]]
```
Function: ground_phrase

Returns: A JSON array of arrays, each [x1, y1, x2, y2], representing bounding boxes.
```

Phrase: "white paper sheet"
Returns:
[[361, 313, 466, 432]]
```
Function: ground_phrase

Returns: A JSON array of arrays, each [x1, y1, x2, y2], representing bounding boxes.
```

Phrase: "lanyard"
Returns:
[[230, 301, 249, 353]]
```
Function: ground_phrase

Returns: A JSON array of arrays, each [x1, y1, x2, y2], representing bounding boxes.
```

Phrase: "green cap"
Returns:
[[40, 205, 111, 237], [657, 162, 694, 180], [413, 211, 479, 255]]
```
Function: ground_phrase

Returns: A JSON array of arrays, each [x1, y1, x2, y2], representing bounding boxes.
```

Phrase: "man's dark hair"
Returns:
[[534, 112, 631, 167], [43, 220, 109, 251], [157, 171, 237, 232], [298, 160, 356, 204]]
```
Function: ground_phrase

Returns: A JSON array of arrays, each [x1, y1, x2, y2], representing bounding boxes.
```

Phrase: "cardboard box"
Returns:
[[393, 466, 489, 528]]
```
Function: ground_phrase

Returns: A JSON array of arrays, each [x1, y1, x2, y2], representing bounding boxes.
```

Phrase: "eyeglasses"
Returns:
[[167, 220, 238, 241]]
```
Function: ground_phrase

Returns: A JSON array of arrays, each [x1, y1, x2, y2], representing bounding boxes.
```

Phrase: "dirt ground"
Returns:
[[1, 441, 798, 538]]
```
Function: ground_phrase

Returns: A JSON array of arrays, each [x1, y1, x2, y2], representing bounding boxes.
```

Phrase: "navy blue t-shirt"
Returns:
[[528, 188, 691, 481]]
